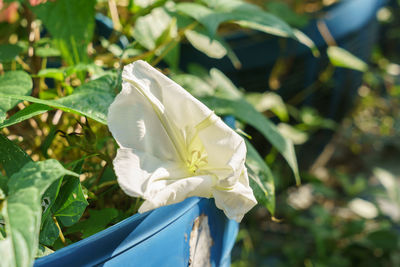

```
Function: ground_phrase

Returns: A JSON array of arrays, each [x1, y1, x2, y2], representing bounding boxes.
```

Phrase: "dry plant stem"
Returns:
[[24, 4, 42, 96], [39, 57, 48, 91], [108, 0, 122, 31], [16, 56, 31, 72], [317, 20, 337, 47], [53, 216, 66, 246], [309, 132, 340, 174]]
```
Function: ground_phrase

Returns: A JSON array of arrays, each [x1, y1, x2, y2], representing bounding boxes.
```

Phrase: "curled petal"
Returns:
[[212, 170, 257, 222]]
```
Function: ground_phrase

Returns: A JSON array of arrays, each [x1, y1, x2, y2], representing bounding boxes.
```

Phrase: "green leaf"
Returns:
[[245, 140, 275, 214], [0, 160, 78, 267], [327, 46, 368, 72], [36, 245, 54, 258], [35, 47, 61, 58], [55, 75, 116, 124], [7, 160, 78, 196], [52, 160, 88, 227], [0, 75, 116, 124], [0, 44, 23, 62], [176, 1, 291, 36], [246, 92, 289, 121], [0, 173, 7, 199], [133, 7, 172, 50], [40, 160, 85, 246], [36, 68, 65, 81], [52, 176, 88, 227], [210, 68, 242, 99], [0, 104, 53, 129], [32, 0, 96, 65], [172, 74, 215, 96], [184, 29, 226, 59], [265, 1, 309, 28], [0, 134, 32, 177], [367, 229, 399, 251], [0, 71, 33, 123], [201, 96, 300, 185], [176, 0, 315, 52], [39, 178, 63, 247], [39, 216, 59, 247], [65, 208, 118, 239]]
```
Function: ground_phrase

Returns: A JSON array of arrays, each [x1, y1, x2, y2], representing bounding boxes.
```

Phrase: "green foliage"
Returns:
[[65, 208, 118, 239], [0, 134, 31, 177], [0, 71, 32, 123], [245, 140, 275, 214], [32, 0, 96, 66], [327, 46, 368, 72], [0, 74, 117, 124], [0, 44, 23, 62], [4, 0, 385, 265], [0, 104, 53, 129], [0, 160, 78, 267], [176, 0, 316, 51], [52, 161, 88, 227]]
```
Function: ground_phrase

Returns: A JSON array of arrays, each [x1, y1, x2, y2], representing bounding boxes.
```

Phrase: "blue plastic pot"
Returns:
[[34, 197, 238, 266]]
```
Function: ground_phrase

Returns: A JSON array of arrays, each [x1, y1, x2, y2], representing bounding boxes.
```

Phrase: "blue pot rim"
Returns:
[[35, 197, 206, 264]]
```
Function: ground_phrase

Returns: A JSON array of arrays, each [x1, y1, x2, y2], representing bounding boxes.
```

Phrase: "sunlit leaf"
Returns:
[[32, 0, 96, 65], [36, 68, 65, 81], [327, 46, 368, 72], [0, 104, 53, 129], [0, 75, 116, 124], [184, 29, 227, 59], [0, 71, 32, 123], [172, 73, 215, 96], [133, 7, 172, 50], [0, 160, 78, 267], [176, 0, 316, 51], [245, 140, 275, 214]]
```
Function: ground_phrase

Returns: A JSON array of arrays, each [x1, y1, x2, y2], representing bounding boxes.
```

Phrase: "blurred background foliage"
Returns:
[[1, 0, 400, 266], [233, 1, 400, 266]]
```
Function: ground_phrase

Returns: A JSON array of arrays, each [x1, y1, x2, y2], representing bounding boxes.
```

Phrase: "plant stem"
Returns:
[[90, 162, 108, 191], [52, 216, 66, 246]]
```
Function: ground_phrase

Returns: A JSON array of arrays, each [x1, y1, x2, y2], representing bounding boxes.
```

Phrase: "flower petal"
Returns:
[[109, 60, 257, 222], [212, 169, 257, 222], [113, 148, 188, 197], [108, 81, 179, 162], [122, 61, 213, 129], [138, 175, 215, 213]]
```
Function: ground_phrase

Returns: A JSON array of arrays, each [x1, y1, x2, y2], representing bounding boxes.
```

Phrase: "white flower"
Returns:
[[108, 60, 257, 222]]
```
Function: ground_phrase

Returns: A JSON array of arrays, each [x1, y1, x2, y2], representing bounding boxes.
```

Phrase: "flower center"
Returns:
[[186, 149, 208, 174], [183, 113, 219, 174]]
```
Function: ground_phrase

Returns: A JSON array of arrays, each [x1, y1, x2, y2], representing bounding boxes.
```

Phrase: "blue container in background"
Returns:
[[180, 0, 385, 122], [34, 197, 238, 267]]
